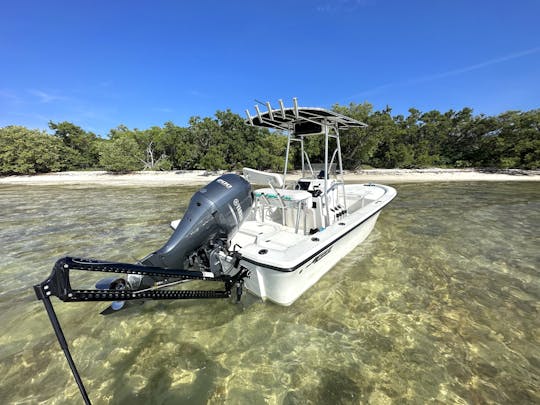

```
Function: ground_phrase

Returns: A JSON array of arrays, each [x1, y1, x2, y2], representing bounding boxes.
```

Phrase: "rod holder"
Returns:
[[279, 99, 286, 118], [245, 109, 253, 125], [254, 105, 263, 121], [266, 101, 274, 120]]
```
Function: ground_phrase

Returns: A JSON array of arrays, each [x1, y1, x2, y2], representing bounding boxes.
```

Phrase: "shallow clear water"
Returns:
[[0, 182, 538, 404]]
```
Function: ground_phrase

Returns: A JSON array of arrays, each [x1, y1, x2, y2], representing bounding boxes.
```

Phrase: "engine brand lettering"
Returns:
[[232, 198, 243, 221], [217, 179, 233, 189]]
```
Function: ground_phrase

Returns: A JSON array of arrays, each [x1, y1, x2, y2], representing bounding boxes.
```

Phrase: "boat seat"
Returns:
[[254, 188, 312, 208], [253, 188, 312, 234], [243, 168, 284, 188]]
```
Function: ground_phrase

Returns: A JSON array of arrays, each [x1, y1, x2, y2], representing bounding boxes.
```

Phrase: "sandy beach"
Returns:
[[0, 168, 539, 187]]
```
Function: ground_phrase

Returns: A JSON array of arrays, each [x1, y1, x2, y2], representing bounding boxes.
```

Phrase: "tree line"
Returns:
[[0, 104, 538, 175]]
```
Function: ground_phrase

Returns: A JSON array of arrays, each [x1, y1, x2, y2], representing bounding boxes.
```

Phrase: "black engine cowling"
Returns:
[[141, 173, 253, 269]]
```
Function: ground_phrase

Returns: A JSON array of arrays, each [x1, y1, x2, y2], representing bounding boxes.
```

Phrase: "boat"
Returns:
[[221, 98, 396, 305], [36, 98, 397, 308], [167, 99, 396, 304]]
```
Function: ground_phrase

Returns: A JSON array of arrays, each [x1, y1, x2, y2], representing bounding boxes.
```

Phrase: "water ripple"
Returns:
[[0, 183, 538, 404]]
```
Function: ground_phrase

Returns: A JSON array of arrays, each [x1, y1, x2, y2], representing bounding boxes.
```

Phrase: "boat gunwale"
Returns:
[[238, 190, 394, 273]]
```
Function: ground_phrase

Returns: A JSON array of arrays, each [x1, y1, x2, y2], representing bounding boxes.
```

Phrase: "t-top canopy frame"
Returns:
[[245, 98, 366, 136], [245, 98, 367, 227]]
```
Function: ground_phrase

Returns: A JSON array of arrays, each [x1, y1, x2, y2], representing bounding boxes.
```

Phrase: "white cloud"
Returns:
[[28, 89, 66, 103], [0, 89, 23, 104], [316, 0, 372, 12], [187, 89, 210, 98], [349, 47, 540, 99], [152, 107, 174, 113]]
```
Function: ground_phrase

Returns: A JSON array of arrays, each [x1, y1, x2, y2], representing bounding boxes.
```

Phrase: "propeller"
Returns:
[[95, 277, 129, 315]]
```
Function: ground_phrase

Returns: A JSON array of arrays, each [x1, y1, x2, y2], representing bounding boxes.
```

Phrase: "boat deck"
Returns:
[[231, 183, 393, 272]]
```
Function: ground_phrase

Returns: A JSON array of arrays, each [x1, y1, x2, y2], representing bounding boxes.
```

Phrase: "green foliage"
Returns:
[[98, 135, 144, 172], [1, 106, 538, 175], [48, 121, 99, 168], [489, 110, 540, 169], [332, 102, 379, 169], [339, 105, 539, 170], [0, 126, 67, 174], [188, 109, 282, 171], [200, 145, 227, 170]]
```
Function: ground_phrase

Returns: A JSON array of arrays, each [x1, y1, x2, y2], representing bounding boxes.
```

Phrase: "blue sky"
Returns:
[[1, 0, 539, 136]]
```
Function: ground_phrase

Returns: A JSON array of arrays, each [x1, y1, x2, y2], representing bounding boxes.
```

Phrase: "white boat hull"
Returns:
[[239, 211, 381, 306]]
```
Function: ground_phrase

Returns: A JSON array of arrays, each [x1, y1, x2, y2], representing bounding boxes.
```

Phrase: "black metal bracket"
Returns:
[[33, 257, 250, 303], [33, 256, 250, 405], [37, 295, 92, 404]]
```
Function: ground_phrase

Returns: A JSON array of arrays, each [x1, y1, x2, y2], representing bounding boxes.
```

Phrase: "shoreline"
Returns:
[[0, 168, 539, 187]]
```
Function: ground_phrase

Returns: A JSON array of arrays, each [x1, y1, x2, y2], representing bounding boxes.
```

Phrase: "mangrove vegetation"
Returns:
[[0, 103, 538, 175]]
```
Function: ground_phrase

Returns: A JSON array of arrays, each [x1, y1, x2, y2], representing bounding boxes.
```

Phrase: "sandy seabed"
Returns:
[[0, 168, 539, 187]]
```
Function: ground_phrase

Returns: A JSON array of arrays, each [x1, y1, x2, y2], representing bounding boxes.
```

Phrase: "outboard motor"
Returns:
[[33, 175, 256, 391], [141, 173, 253, 271]]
